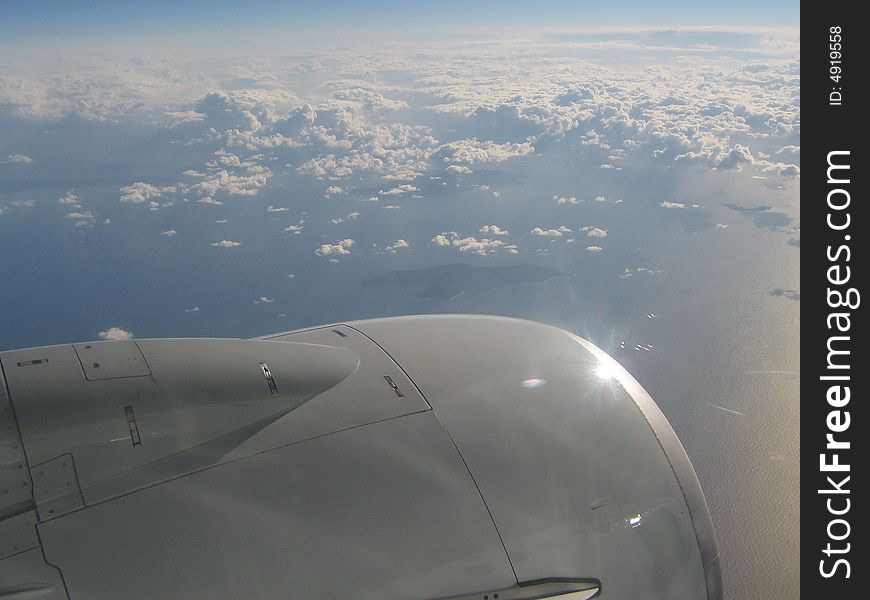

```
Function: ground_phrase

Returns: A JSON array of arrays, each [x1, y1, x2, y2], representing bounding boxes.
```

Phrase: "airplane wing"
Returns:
[[1, 315, 721, 599]]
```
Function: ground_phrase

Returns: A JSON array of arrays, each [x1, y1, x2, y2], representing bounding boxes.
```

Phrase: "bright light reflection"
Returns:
[[522, 378, 546, 389], [595, 361, 620, 381], [628, 514, 643, 528]]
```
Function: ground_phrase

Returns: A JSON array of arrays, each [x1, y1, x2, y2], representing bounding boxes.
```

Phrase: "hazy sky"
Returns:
[[1, 0, 800, 41]]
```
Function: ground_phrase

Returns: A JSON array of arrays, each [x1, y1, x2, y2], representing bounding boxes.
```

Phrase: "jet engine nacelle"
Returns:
[[1, 315, 721, 600]]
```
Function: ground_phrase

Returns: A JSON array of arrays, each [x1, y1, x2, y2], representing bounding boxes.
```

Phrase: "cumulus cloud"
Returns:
[[211, 240, 241, 248], [714, 144, 755, 171], [431, 231, 504, 256], [660, 200, 686, 209], [99, 327, 133, 341], [120, 182, 176, 204], [437, 139, 535, 165], [346, 211, 361, 220], [2, 154, 33, 164], [384, 239, 410, 253], [586, 245, 603, 252], [161, 229, 178, 237], [587, 227, 607, 238], [479, 225, 509, 236], [191, 169, 271, 197], [58, 192, 81, 207], [65, 211, 97, 227], [267, 205, 289, 212], [315, 238, 355, 256], [554, 195, 581, 205], [379, 184, 419, 196], [532, 226, 572, 237]]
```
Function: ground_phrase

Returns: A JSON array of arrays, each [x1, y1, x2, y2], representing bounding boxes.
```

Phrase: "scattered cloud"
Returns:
[[384, 239, 410, 253], [9, 199, 35, 208], [479, 225, 509, 236], [315, 238, 355, 256], [58, 192, 81, 207], [211, 240, 241, 248], [660, 200, 686, 209], [586, 245, 603, 252], [379, 184, 419, 196], [98, 327, 133, 341], [431, 231, 505, 256], [587, 227, 608, 238], [161, 229, 178, 237], [531, 226, 571, 237], [120, 182, 176, 204], [2, 154, 33, 164], [65, 211, 97, 227]]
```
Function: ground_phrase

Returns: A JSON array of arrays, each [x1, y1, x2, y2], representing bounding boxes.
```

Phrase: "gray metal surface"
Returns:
[[3, 339, 359, 505], [353, 315, 715, 599], [0, 363, 32, 530], [1, 315, 721, 599], [38, 411, 515, 600]]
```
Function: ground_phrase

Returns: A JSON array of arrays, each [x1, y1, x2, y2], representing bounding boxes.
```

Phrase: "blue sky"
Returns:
[[1, 0, 799, 40]]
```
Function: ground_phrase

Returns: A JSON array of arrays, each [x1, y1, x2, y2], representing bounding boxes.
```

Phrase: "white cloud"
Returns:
[[432, 233, 452, 247], [660, 200, 686, 209], [587, 227, 608, 238], [185, 306, 201, 313], [2, 154, 33, 164], [446, 165, 472, 174], [120, 182, 176, 204], [254, 296, 274, 304], [99, 327, 133, 341], [267, 205, 289, 212], [431, 231, 504, 256], [438, 139, 534, 165], [346, 211, 361, 220], [554, 195, 581, 205], [586, 245, 603, 252], [58, 192, 81, 207], [161, 229, 178, 237], [715, 223, 729, 229], [284, 224, 303, 234], [479, 225, 509, 236], [65, 211, 96, 227], [379, 184, 418, 196], [198, 196, 224, 205], [531, 226, 570, 237], [315, 238, 355, 256], [384, 239, 410, 253], [191, 168, 271, 197], [211, 240, 241, 248], [9, 199, 35, 208], [775, 145, 800, 156], [714, 144, 755, 171]]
